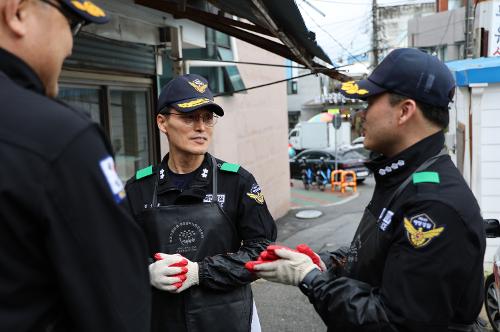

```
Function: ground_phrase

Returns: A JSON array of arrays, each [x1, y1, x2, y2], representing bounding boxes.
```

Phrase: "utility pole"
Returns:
[[372, 0, 380, 67], [464, 0, 475, 58]]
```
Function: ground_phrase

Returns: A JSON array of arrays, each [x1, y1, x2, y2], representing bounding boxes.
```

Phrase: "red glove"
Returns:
[[153, 253, 188, 289], [296, 244, 325, 271], [245, 244, 325, 273]]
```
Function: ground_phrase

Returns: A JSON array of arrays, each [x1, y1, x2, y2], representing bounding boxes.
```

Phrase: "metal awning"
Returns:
[[134, 0, 349, 81]]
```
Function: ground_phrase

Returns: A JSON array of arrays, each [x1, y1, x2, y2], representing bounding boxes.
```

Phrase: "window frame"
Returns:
[[59, 70, 159, 179]]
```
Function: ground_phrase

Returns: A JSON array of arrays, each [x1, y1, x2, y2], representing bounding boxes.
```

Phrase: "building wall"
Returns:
[[209, 40, 290, 219], [87, 0, 205, 48], [287, 70, 323, 122], [478, 84, 500, 219], [450, 83, 500, 272], [377, 2, 436, 58], [451, 83, 500, 219], [408, 7, 466, 61]]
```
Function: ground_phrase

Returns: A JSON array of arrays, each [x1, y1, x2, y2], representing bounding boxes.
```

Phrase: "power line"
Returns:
[[309, 0, 434, 5], [175, 58, 310, 69], [437, 9, 454, 46], [319, 14, 371, 27], [372, 0, 380, 67], [308, 0, 372, 5], [214, 72, 316, 97], [298, 1, 370, 69]]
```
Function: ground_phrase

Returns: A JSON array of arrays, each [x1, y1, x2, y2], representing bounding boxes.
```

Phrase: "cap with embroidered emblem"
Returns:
[[60, 0, 109, 24], [339, 48, 456, 108], [157, 74, 224, 116]]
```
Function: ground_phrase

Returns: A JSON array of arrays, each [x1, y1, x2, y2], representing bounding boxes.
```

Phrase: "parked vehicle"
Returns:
[[484, 218, 500, 332], [350, 136, 381, 160], [290, 148, 370, 183], [288, 121, 351, 152]]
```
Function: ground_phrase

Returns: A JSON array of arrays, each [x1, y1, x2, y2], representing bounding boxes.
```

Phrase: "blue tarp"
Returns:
[[446, 57, 500, 86]]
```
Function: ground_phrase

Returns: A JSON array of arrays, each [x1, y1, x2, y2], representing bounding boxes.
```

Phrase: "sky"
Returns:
[[297, 0, 434, 65]]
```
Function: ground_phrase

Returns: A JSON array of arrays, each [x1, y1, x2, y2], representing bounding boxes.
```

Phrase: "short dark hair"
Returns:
[[388, 93, 449, 129]]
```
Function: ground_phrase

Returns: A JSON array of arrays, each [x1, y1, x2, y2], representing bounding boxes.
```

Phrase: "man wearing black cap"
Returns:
[[253, 48, 485, 331], [0, 1, 150, 331], [125, 73, 277, 332]]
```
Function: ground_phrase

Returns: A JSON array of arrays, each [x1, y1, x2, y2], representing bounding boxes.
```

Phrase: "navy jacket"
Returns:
[[0, 48, 151, 332]]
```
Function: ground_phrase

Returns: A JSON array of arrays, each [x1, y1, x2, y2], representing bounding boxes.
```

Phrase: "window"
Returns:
[[183, 28, 245, 94], [109, 89, 152, 181], [59, 83, 154, 182], [59, 86, 102, 124], [286, 59, 298, 95], [287, 80, 298, 95]]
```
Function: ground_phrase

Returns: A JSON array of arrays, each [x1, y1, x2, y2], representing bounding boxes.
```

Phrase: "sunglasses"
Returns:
[[39, 0, 85, 36]]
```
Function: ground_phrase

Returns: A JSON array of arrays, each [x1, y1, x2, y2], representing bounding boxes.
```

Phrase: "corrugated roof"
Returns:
[[135, 0, 349, 80]]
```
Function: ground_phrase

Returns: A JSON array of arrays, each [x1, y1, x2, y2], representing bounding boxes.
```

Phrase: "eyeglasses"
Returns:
[[163, 112, 219, 127], [39, 0, 85, 36]]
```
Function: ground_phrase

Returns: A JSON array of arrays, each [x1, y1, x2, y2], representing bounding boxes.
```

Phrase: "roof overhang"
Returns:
[[134, 0, 349, 81], [446, 57, 500, 87]]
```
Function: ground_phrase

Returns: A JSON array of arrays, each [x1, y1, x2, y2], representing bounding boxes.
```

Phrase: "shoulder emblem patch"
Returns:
[[413, 171, 440, 184], [136, 165, 153, 180], [247, 183, 265, 205], [403, 213, 445, 248], [220, 162, 240, 173], [99, 156, 126, 203]]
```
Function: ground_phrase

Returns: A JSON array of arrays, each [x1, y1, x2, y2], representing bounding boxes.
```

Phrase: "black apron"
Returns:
[[343, 150, 473, 331], [140, 157, 252, 332]]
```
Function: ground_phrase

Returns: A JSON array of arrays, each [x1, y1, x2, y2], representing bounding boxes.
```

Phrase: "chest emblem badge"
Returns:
[[404, 213, 445, 248]]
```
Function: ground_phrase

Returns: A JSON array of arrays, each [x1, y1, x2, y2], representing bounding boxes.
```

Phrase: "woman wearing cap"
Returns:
[[125, 74, 277, 332]]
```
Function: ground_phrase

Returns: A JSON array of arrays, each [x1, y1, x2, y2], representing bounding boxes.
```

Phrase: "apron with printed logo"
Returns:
[[140, 157, 252, 332]]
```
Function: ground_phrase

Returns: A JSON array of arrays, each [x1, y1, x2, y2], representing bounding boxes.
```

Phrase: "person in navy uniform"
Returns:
[[0, 1, 151, 331], [125, 74, 277, 332], [253, 48, 485, 332]]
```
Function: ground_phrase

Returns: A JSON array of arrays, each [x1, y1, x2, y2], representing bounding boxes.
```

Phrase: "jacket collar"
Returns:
[[157, 153, 213, 199], [365, 131, 445, 188], [0, 48, 45, 95]]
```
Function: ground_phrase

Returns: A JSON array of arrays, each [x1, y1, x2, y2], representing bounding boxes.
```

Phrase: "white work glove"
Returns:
[[253, 248, 319, 286], [149, 253, 188, 292], [295, 243, 327, 271], [174, 257, 199, 293]]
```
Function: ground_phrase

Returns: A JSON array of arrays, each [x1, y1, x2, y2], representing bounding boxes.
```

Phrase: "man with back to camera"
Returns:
[[251, 48, 486, 331], [0, 1, 150, 331]]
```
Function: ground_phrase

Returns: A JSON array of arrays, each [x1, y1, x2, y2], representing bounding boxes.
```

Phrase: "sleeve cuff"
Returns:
[[298, 268, 321, 296]]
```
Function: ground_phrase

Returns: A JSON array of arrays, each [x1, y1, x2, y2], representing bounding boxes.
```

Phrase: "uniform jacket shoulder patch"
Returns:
[[136, 165, 154, 180], [99, 156, 126, 203], [247, 183, 265, 205], [403, 213, 445, 248], [220, 162, 240, 173]]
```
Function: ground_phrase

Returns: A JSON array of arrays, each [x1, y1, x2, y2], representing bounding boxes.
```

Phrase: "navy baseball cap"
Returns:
[[60, 0, 109, 24], [157, 74, 224, 116], [340, 48, 455, 108]]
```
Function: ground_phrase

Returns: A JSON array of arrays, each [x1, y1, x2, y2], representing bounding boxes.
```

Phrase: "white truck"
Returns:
[[288, 121, 351, 152]]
